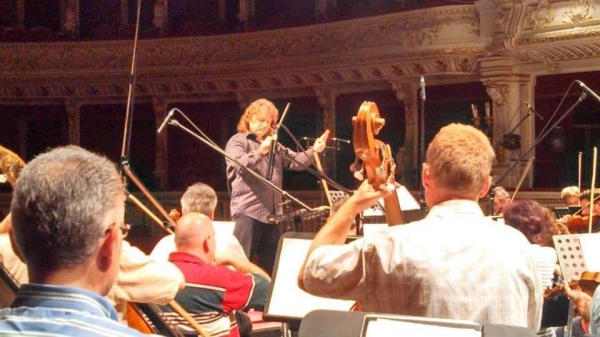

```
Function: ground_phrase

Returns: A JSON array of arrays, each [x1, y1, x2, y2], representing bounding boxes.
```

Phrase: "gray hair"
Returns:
[[494, 186, 510, 199], [10, 146, 123, 273], [181, 182, 217, 216]]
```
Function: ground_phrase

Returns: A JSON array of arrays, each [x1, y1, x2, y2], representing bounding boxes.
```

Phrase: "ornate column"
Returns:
[[153, 96, 169, 189], [314, 86, 338, 179], [153, 0, 168, 34], [390, 80, 419, 189], [121, 0, 129, 28], [235, 92, 251, 112], [238, 0, 255, 29], [480, 57, 535, 188], [65, 99, 81, 145], [17, 0, 25, 27], [218, 0, 226, 23], [61, 0, 79, 36], [315, 0, 336, 21]]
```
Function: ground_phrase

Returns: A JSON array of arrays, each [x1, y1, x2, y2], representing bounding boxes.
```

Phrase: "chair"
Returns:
[[0, 261, 19, 308], [127, 302, 189, 337]]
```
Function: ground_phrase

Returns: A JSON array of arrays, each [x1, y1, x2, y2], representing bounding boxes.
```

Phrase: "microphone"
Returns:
[[331, 137, 351, 144], [523, 102, 544, 121], [300, 137, 316, 142], [576, 80, 600, 103], [157, 108, 175, 134], [420, 76, 426, 100], [265, 132, 277, 180]]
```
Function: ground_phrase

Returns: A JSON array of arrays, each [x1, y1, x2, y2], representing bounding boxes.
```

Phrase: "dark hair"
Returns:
[[503, 199, 556, 246]]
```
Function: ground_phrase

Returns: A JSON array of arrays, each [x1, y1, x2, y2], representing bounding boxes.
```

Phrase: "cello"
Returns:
[[352, 101, 405, 226]]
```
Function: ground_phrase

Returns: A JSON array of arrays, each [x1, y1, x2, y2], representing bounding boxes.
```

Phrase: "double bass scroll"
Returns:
[[352, 101, 405, 226]]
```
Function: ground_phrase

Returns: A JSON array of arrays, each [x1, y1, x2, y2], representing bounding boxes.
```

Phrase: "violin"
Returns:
[[544, 271, 600, 298], [351, 101, 405, 226], [566, 213, 600, 233]]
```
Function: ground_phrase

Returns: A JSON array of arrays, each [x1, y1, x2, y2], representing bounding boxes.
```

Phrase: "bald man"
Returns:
[[165, 213, 270, 337]]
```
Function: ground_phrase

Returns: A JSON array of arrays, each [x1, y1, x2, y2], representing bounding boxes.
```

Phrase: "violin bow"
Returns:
[[510, 156, 534, 203], [588, 147, 597, 233], [579, 151, 583, 196]]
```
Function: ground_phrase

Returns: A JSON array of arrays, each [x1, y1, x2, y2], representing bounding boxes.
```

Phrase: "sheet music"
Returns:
[[578, 234, 600, 272], [365, 319, 481, 337], [266, 238, 356, 319], [378, 186, 420, 211]]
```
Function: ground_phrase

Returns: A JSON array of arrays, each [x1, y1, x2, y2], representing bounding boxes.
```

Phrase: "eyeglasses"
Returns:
[[105, 222, 131, 238]]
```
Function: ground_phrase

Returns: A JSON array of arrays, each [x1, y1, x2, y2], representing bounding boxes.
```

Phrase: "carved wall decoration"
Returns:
[[484, 80, 508, 110], [0, 2, 598, 104], [527, 0, 555, 30], [562, 0, 596, 25]]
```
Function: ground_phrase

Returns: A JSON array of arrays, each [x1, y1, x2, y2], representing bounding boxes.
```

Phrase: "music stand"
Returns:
[[298, 310, 536, 337], [328, 191, 384, 215], [553, 234, 587, 281], [263, 232, 356, 331]]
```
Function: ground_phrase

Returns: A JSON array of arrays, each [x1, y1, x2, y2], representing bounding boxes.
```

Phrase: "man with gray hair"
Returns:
[[493, 186, 511, 216], [0, 146, 147, 336]]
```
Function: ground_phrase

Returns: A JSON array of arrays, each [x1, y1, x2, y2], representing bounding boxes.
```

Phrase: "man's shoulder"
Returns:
[[0, 306, 147, 336]]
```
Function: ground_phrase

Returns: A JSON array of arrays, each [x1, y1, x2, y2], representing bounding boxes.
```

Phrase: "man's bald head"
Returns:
[[174, 213, 215, 263]]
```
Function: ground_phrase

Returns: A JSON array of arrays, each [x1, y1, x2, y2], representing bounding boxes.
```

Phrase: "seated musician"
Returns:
[[165, 212, 271, 337], [151, 182, 247, 262], [562, 281, 600, 336], [0, 170, 185, 325], [493, 186, 511, 216], [561, 185, 580, 206], [298, 124, 542, 332], [0, 146, 148, 335], [503, 199, 560, 337], [570, 189, 600, 233]]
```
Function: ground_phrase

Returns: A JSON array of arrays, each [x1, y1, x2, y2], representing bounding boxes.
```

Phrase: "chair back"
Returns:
[[0, 261, 19, 308]]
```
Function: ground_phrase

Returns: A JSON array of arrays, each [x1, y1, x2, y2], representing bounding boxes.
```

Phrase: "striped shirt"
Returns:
[[0, 283, 151, 336], [225, 132, 314, 223], [167, 252, 270, 337]]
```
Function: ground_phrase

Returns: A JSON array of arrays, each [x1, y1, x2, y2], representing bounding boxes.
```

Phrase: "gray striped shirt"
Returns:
[[225, 132, 314, 223]]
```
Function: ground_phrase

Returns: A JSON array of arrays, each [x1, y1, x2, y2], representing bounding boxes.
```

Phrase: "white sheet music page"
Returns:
[[578, 234, 600, 272], [378, 186, 420, 211], [267, 238, 356, 318], [365, 319, 481, 337]]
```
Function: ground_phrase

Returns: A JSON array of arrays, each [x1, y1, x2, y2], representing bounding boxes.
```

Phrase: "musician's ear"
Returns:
[[478, 176, 492, 199], [421, 163, 431, 189]]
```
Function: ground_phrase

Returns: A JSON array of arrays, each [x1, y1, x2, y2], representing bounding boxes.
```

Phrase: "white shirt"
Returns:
[[302, 200, 543, 332], [150, 222, 248, 263]]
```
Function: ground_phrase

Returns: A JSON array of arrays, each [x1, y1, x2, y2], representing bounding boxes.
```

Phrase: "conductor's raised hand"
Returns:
[[313, 130, 330, 153]]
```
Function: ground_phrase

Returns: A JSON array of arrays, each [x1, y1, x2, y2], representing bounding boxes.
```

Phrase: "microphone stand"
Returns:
[[116, 0, 176, 232], [494, 90, 589, 189], [419, 76, 427, 215], [279, 124, 353, 195], [166, 118, 313, 212]]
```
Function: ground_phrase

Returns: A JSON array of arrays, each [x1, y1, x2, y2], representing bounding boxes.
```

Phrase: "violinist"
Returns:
[[560, 185, 580, 206], [492, 186, 511, 216], [562, 276, 600, 335], [566, 189, 600, 233], [225, 98, 329, 275], [503, 200, 560, 336], [298, 124, 542, 332]]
